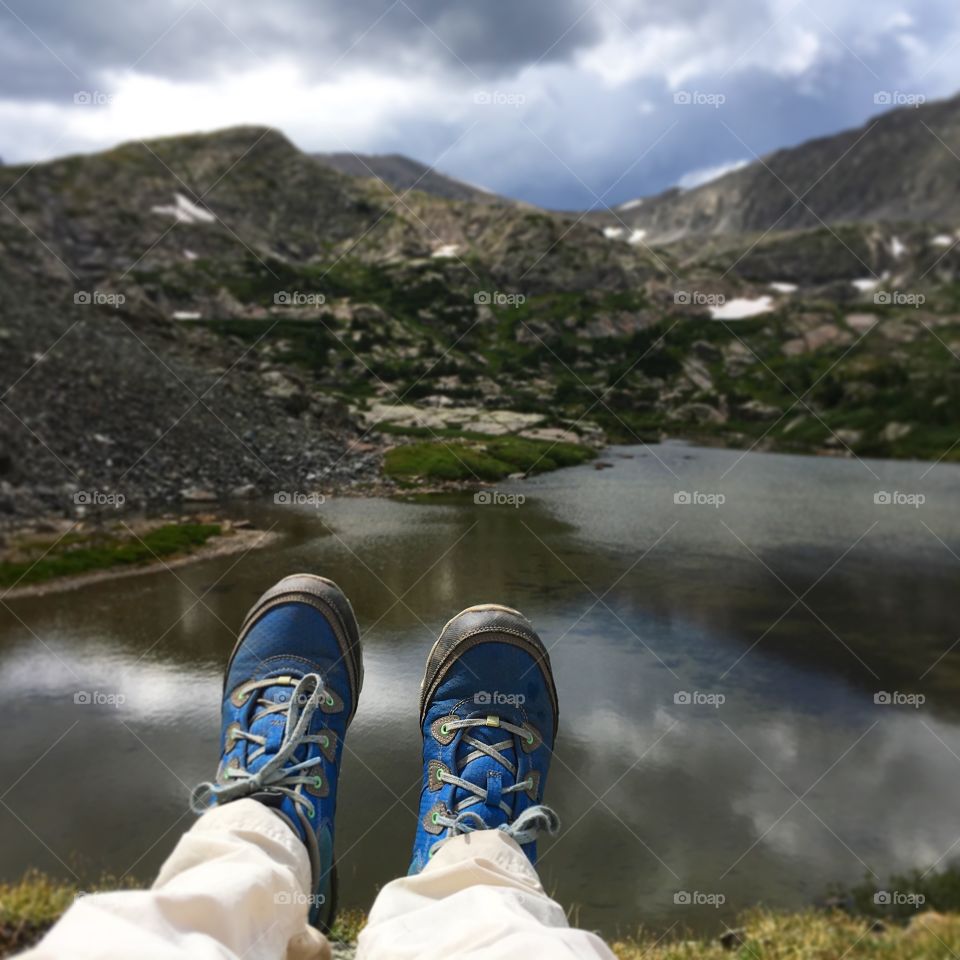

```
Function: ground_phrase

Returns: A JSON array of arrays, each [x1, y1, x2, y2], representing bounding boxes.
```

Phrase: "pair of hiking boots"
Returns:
[[191, 574, 560, 931]]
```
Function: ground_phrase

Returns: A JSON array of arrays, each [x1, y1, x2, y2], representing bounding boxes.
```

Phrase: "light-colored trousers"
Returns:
[[21, 798, 614, 960]]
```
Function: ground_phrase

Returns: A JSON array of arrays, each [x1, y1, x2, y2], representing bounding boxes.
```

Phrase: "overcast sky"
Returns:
[[0, 0, 958, 208]]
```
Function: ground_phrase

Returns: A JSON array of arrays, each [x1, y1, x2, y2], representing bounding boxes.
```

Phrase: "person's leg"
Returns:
[[358, 604, 614, 960], [359, 830, 613, 960], [20, 573, 364, 960], [21, 799, 327, 960]]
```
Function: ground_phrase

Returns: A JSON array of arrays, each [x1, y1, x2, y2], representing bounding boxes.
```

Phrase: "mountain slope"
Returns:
[[314, 151, 511, 205], [0, 126, 657, 292], [610, 93, 960, 242], [0, 126, 666, 517], [1, 124, 959, 522]]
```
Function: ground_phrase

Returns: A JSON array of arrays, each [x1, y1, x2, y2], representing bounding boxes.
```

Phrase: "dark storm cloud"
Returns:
[[0, 0, 603, 101], [428, 10, 960, 210], [0, 0, 958, 207], [324, 0, 604, 68]]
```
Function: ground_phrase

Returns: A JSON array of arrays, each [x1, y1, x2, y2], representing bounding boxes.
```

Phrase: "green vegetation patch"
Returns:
[[0, 870, 136, 955], [835, 865, 960, 922], [612, 908, 960, 960], [8, 868, 960, 959], [0, 871, 364, 954], [383, 435, 595, 482], [0, 523, 222, 589]]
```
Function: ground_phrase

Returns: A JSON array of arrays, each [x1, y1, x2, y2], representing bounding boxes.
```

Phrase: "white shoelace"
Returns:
[[191, 673, 331, 819], [433, 716, 560, 844]]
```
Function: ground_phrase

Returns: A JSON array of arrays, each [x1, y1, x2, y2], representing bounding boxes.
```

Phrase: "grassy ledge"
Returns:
[[382, 433, 596, 484], [0, 871, 362, 955], [0, 522, 222, 590], [612, 908, 960, 960], [5, 871, 960, 959]]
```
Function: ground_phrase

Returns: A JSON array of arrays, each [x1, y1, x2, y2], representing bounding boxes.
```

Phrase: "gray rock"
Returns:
[[668, 403, 726, 425], [691, 340, 722, 362], [181, 487, 218, 503], [734, 399, 781, 421], [845, 312, 879, 333], [719, 929, 746, 951], [882, 421, 912, 442], [261, 370, 308, 415], [682, 358, 714, 392], [826, 428, 863, 447], [783, 323, 852, 355]]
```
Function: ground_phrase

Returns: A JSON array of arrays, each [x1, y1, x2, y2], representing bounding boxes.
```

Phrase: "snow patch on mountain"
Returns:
[[152, 194, 216, 225]]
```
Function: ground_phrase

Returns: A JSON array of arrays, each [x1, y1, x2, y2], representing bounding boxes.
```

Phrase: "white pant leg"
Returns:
[[357, 831, 615, 960], [19, 798, 329, 960]]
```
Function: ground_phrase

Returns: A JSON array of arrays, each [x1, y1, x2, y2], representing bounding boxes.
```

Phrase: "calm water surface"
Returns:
[[2, 443, 960, 936]]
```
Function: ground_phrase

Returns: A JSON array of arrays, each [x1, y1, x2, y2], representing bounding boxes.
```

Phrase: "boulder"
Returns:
[[181, 487, 217, 503], [845, 313, 879, 334], [682, 358, 714, 392], [734, 399, 781, 421], [825, 428, 863, 447], [806, 323, 852, 351], [782, 323, 852, 355], [668, 403, 726, 425], [882, 422, 912, 442], [691, 340, 723, 362], [261, 370, 308, 414]]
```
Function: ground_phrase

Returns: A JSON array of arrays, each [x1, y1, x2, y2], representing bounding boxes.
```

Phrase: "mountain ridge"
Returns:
[[602, 92, 960, 242], [313, 151, 514, 206]]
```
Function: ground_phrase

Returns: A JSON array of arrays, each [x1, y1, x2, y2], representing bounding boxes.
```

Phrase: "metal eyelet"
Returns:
[[423, 803, 448, 835], [229, 682, 255, 708], [320, 690, 343, 714], [427, 760, 447, 792], [431, 715, 458, 745], [224, 722, 242, 750], [520, 724, 542, 754], [318, 731, 337, 762]]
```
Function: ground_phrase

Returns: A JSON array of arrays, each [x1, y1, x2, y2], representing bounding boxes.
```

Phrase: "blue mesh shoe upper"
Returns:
[[409, 604, 560, 874], [191, 575, 362, 931]]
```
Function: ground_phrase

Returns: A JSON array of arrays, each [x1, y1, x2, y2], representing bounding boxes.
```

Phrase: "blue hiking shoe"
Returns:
[[191, 574, 362, 932], [409, 603, 560, 874]]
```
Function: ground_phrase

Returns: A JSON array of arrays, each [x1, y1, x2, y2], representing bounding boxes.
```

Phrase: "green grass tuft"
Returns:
[[6, 871, 960, 959], [0, 870, 138, 955], [383, 435, 595, 483], [612, 908, 960, 960]]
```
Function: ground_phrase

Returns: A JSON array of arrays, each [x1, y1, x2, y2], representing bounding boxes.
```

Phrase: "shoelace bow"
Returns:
[[434, 715, 560, 845], [191, 672, 330, 819]]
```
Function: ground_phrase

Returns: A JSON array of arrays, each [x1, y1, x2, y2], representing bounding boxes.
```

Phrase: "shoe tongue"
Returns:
[[454, 720, 517, 826]]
